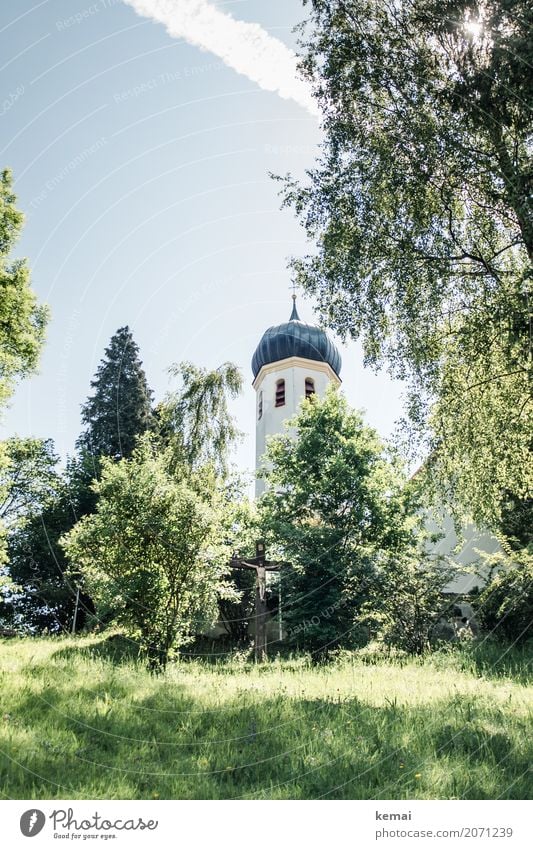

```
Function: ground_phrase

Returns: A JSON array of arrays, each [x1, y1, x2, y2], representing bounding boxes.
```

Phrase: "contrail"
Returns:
[[122, 0, 319, 115]]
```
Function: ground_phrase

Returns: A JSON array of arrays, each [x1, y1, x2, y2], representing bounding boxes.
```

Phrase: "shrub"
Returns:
[[478, 549, 533, 645]]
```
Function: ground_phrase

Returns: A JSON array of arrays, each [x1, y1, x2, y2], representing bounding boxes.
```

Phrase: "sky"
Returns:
[[0, 0, 405, 476]]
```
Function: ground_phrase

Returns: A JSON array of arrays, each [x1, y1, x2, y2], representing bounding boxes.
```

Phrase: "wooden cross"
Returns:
[[229, 540, 287, 662]]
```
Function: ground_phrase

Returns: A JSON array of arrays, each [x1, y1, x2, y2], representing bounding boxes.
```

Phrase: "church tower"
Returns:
[[252, 295, 342, 496]]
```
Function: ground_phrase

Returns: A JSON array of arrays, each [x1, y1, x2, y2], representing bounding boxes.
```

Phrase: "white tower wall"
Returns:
[[254, 356, 340, 496]]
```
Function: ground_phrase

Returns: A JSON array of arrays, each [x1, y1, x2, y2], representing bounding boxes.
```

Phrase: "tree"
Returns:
[[361, 550, 456, 654], [0, 439, 61, 630], [278, 0, 532, 526], [156, 361, 243, 476], [495, 493, 532, 553], [477, 542, 533, 645], [0, 169, 48, 411], [0, 438, 59, 525], [61, 439, 233, 667], [0, 169, 49, 566], [5, 450, 96, 633], [216, 492, 257, 643], [259, 386, 426, 654], [77, 326, 154, 463], [156, 360, 246, 644]]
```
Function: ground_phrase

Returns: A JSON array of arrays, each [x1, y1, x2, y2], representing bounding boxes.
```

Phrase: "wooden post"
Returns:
[[71, 586, 80, 635], [255, 566, 268, 662], [254, 541, 266, 662]]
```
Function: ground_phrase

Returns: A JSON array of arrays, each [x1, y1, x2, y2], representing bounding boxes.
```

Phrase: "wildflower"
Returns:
[[415, 773, 422, 779]]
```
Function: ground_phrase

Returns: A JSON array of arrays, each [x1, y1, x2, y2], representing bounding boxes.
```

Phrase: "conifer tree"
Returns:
[[77, 326, 154, 461]]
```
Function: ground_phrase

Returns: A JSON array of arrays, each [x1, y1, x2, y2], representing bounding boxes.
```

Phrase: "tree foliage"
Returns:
[[477, 540, 532, 645], [217, 492, 258, 643], [0, 439, 61, 623], [5, 450, 96, 633], [0, 438, 59, 526], [0, 169, 48, 411], [157, 361, 243, 476], [279, 0, 532, 525], [259, 386, 436, 654], [77, 326, 154, 463], [155, 360, 246, 645], [361, 551, 456, 654], [61, 439, 233, 667], [498, 494, 532, 551], [0, 169, 49, 567]]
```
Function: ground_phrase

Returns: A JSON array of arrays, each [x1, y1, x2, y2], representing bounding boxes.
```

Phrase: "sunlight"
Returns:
[[464, 18, 483, 39]]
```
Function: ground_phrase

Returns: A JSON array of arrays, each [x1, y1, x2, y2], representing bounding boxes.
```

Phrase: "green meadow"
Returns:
[[0, 634, 531, 800]]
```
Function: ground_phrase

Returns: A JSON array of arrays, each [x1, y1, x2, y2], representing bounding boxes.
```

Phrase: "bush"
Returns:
[[361, 552, 457, 655], [479, 555, 533, 646]]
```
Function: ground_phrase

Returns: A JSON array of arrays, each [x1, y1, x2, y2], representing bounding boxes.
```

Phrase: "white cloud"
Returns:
[[122, 0, 319, 115]]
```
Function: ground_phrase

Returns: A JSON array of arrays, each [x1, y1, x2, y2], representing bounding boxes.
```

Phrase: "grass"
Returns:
[[0, 634, 531, 799]]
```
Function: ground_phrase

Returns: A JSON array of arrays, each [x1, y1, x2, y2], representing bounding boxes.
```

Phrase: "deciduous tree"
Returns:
[[157, 361, 243, 476], [0, 169, 48, 411], [5, 449, 95, 633], [0, 169, 49, 565], [259, 387, 435, 654], [0, 438, 59, 525], [278, 0, 532, 525], [61, 438, 233, 667]]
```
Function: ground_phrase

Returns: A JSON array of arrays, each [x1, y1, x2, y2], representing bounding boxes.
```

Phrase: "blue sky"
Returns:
[[1, 0, 404, 474]]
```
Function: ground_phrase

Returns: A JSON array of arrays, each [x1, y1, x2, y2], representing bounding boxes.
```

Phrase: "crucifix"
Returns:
[[229, 540, 287, 662]]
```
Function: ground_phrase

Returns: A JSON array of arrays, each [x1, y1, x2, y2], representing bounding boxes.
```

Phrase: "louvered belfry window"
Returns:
[[305, 377, 315, 398], [275, 379, 285, 407]]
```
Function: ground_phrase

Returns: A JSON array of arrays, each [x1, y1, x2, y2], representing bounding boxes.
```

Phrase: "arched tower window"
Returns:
[[258, 390, 263, 420], [305, 377, 315, 398], [275, 379, 285, 407]]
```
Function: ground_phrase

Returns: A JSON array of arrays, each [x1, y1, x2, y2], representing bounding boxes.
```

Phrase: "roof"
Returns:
[[251, 297, 342, 379]]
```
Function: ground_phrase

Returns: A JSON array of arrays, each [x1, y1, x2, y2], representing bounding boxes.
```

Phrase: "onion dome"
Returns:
[[252, 296, 342, 379]]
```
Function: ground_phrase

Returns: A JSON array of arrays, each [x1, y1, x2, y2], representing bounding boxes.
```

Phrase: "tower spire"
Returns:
[[289, 284, 300, 321]]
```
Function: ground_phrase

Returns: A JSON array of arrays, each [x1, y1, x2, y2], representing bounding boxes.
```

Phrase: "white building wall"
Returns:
[[254, 356, 340, 496], [426, 509, 502, 594]]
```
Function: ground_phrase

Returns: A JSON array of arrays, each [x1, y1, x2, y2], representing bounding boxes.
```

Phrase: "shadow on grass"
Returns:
[[432, 640, 533, 686], [52, 633, 142, 666], [2, 673, 531, 801], [49, 632, 533, 683]]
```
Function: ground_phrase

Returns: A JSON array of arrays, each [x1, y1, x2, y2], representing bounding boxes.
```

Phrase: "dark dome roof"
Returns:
[[252, 298, 342, 379]]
